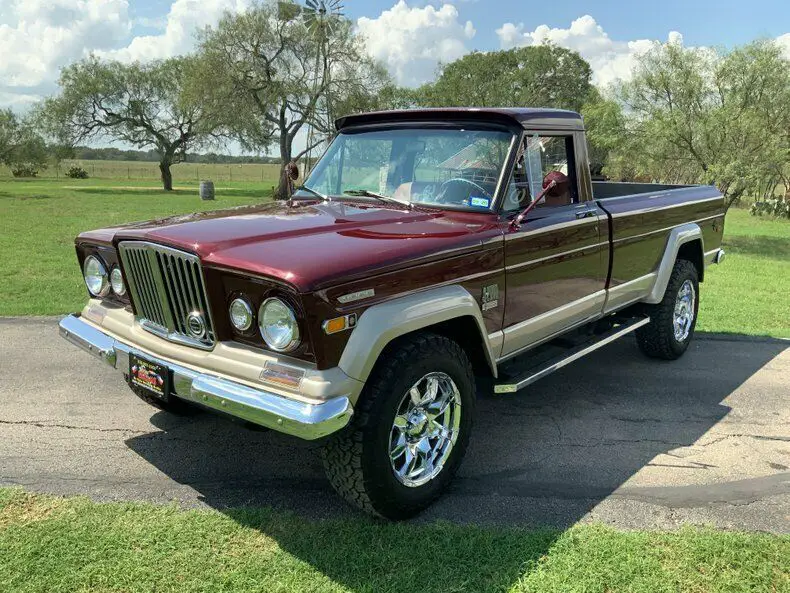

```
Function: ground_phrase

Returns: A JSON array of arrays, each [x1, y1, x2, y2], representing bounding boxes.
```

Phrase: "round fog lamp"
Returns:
[[83, 255, 109, 297], [229, 298, 253, 332], [110, 266, 126, 296]]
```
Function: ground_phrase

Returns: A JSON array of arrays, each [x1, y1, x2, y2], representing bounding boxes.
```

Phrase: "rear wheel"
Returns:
[[636, 259, 699, 360], [322, 333, 475, 520]]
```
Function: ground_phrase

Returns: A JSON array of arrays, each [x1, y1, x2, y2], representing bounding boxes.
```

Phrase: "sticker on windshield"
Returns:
[[470, 196, 490, 208]]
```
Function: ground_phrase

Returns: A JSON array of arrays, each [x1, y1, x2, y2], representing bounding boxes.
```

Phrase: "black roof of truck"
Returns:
[[335, 108, 584, 132]]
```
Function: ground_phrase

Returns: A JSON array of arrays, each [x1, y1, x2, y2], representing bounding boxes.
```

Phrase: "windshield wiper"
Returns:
[[293, 185, 328, 201], [343, 189, 413, 209]]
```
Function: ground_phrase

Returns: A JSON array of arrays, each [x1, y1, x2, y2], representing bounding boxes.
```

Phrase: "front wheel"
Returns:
[[322, 333, 475, 520], [636, 259, 699, 360]]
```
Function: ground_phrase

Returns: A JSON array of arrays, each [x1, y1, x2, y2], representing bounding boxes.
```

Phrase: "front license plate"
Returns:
[[129, 354, 170, 401]]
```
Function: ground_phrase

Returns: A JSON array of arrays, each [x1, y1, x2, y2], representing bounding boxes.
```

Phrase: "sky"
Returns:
[[1, 0, 789, 117]]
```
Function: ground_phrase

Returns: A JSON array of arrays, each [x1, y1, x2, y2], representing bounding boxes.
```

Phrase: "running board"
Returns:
[[494, 317, 651, 394]]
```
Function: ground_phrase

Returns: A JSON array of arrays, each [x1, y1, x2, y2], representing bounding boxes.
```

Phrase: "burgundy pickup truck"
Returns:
[[60, 108, 726, 519]]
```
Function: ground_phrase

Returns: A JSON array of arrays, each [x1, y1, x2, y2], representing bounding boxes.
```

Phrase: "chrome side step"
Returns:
[[494, 316, 650, 394]]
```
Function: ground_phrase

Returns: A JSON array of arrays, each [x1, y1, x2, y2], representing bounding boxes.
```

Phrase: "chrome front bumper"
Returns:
[[59, 314, 353, 440]]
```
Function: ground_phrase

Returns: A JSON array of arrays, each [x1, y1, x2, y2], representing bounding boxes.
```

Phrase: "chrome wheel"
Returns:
[[389, 372, 462, 488], [673, 279, 696, 342]]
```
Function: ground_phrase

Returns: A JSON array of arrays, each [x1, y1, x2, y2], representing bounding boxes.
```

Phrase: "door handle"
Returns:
[[575, 209, 595, 219]]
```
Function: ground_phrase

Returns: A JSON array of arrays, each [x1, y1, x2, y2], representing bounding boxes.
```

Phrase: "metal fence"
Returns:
[[0, 160, 281, 183]]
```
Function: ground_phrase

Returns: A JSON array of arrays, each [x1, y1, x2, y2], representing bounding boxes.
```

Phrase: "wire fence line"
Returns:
[[0, 160, 282, 183]]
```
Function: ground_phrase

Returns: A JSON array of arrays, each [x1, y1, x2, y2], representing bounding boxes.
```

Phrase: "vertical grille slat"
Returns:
[[129, 250, 162, 327], [118, 242, 215, 349], [156, 252, 184, 334], [166, 254, 190, 334], [178, 258, 199, 314]]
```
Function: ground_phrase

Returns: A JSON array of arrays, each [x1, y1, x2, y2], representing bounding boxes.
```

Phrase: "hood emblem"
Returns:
[[186, 312, 207, 339], [338, 289, 375, 304]]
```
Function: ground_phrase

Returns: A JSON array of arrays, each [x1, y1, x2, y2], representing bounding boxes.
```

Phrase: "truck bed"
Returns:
[[592, 181, 693, 200], [592, 183, 725, 314]]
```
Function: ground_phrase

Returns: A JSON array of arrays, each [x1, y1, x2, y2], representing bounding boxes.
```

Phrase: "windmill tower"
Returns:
[[280, 0, 344, 173]]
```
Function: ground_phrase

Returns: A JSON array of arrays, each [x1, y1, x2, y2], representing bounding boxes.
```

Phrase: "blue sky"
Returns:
[[124, 0, 790, 50], [2, 0, 789, 111]]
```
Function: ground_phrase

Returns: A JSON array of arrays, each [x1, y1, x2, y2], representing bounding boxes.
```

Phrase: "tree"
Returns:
[[195, 1, 392, 198], [0, 109, 48, 177], [610, 40, 790, 208], [580, 90, 626, 177], [417, 44, 596, 113], [39, 56, 218, 190], [415, 44, 625, 173]]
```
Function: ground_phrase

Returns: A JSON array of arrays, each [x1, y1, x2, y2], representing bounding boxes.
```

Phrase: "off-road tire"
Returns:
[[322, 332, 475, 520], [636, 259, 699, 360]]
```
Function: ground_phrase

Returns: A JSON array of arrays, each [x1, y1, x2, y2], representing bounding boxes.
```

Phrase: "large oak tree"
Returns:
[[40, 56, 218, 191], [194, 1, 393, 198]]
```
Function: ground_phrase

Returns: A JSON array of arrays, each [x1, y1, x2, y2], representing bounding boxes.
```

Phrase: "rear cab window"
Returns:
[[502, 134, 579, 212]]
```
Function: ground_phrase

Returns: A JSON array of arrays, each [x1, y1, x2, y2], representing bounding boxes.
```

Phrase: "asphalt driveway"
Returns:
[[1, 317, 788, 532]]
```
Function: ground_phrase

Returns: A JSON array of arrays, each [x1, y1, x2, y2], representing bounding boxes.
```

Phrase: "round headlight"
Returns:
[[83, 255, 109, 297], [258, 298, 300, 352], [229, 298, 253, 332], [110, 266, 126, 296]]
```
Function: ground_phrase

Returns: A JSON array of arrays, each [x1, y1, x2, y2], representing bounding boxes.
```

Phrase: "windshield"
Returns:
[[300, 127, 515, 210]]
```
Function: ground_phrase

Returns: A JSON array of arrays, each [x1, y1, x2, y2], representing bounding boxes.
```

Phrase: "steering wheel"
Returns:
[[435, 178, 493, 205]]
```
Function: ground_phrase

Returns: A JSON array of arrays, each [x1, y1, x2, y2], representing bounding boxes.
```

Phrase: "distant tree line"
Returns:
[[69, 146, 280, 164], [2, 0, 788, 210]]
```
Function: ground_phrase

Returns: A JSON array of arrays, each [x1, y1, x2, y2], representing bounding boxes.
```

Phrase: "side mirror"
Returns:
[[542, 171, 569, 197], [510, 179, 557, 230]]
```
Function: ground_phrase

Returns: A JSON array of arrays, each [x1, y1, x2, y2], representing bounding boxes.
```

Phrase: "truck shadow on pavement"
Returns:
[[124, 337, 786, 590]]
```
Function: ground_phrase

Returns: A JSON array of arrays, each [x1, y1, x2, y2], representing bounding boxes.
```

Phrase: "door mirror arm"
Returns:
[[510, 180, 557, 230]]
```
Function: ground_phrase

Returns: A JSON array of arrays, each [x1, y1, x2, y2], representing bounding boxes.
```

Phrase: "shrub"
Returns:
[[10, 164, 40, 178], [750, 198, 790, 219], [65, 166, 89, 179]]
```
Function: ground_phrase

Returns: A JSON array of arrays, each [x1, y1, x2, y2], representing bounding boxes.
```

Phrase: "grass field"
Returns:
[[0, 177, 788, 338], [0, 159, 281, 183], [696, 208, 790, 337], [0, 488, 787, 593], [0, 179, 269, 315]]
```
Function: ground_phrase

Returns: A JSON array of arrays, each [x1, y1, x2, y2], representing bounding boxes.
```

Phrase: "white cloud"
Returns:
[[0, 0, 131, 89], [98, 0, 249, 62], [357, 0, 476, 87], [496, 15, 683, 87]]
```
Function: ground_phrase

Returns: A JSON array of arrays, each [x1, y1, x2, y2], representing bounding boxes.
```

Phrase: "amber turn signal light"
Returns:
[[322, 313, 357, 335]]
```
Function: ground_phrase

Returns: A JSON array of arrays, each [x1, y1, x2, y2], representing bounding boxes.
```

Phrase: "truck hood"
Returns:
[[79, 201, 503, 291]]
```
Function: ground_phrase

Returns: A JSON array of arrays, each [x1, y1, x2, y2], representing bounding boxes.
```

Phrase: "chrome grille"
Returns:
[[118, 241, 215, 349]]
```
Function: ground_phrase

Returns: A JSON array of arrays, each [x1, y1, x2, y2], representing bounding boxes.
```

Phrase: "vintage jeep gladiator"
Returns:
[[60, 108, 726, 519]]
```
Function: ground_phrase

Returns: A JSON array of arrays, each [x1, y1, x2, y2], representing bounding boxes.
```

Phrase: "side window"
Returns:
[[502, 134, 577, 211]]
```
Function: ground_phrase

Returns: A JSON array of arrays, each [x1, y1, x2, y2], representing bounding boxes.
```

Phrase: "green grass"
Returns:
[[696, 208, 790, 337], [0, 178, 788, 338], [0, 488, 787, 593], [0, 178, 272, 315]]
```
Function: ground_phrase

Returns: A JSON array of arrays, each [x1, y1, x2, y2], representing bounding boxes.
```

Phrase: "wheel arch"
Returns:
[[337, 285, 498, 393], [644, 223, 704, 304]]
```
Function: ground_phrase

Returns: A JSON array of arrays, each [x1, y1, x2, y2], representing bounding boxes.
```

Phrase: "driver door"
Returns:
[[500, 132, 607, 358]]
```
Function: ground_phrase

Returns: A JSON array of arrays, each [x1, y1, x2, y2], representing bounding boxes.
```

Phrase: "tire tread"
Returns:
[[636, 259, 698, 360], [322, 332, 474, 519]]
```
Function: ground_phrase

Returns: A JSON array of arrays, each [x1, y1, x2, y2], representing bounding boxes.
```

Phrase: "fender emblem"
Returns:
[[482, 284, 499, 311], [338, 289, 375, 304]]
